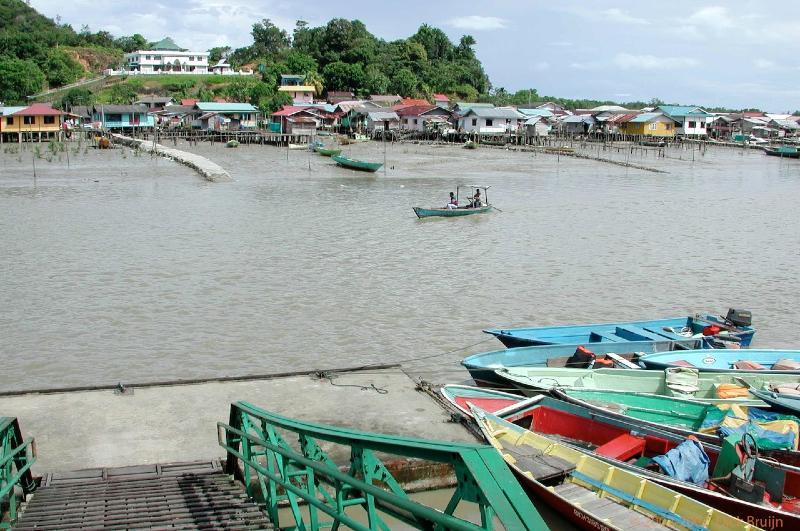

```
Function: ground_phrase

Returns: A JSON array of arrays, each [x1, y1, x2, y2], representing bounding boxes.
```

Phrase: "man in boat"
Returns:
[[468, 189, 482, 208], [446, 191, 458, 209]]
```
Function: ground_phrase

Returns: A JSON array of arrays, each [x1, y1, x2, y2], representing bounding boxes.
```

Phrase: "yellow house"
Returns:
[[619, 112, 677, 137], [2, 103, 65, 141]]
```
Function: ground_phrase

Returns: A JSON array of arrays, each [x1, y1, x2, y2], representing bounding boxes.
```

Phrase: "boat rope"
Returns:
[[311, 370, 389, 394], [394, 337, 496, 364]]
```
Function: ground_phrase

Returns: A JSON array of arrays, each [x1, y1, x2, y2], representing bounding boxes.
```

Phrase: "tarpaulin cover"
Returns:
[[700, 404, 800, 450], [652, 439, 710, 485]]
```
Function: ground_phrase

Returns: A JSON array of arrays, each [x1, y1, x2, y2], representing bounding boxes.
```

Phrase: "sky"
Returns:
[[30, 0, 800, 111]]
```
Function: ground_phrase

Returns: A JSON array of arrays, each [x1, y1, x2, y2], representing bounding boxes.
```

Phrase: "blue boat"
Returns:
[[462, 340, 691, 388], [747, 389, 800, 416], [638, 349, 800, 374], [484, 310, 755, 349]]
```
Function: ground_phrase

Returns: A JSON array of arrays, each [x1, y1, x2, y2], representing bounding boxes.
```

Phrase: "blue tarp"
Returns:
[[652, 439, 710, 486]]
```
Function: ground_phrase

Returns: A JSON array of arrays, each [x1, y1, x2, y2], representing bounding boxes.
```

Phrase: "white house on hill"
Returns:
[[124, 37, 209, 74]]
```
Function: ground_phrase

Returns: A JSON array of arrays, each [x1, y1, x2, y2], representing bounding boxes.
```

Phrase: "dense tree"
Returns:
[[322, 61, 365, 92], [208, 46, 231, 64], [363, 65, 389, 95], [115, 34, 148, 53], [251, 18, 290, 57], [58, 87, 94, 108], [390, 68, 419, 97], [42, 49, 84, 87], [0, 56, 45, 102]]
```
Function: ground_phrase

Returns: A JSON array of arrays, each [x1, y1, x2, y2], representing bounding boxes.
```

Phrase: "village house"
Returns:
[[366, 111, 400, 135], [396, 105, 452, 132], [0, 106, 27, 139], [91, 104, 154, 130], [433, 93, 450, 108], [618, 113, 677, 137], [153, 105, 196, 128], [271, 106, 322, 134], [210, 60, 233, 75], [124, 37, 209, 74], [657, 105, 712, 136], [768, 118, 800, 137], [327, 91, 354, 104], [523, 116, 551, 137], [458, 106, 525, 134], [369, 95, 402, 107], [135, 96, 174, 110], [193, 102, 259, 131], [560, 114, 596, 135], [278, 75, 315, 104], [2, 104, 70, 141]]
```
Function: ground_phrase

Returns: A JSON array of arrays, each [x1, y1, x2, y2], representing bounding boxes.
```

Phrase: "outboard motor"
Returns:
[[725, 308, 752, 328]]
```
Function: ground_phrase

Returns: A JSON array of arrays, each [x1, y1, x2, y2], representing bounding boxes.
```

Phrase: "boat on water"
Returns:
[[552, 387, 800, 455], [462, 340, 687, 388], [226, 140, 239, 148], [495, 366, 799, 405], [484, 309, 755, 349], [764, 146, 800, 158], [439, 385, 524, 417], [639, 349, 800, 374], [463, 394, 800, 526], [314, 146, 341, 157], [331, 155, 383, 172], [413, 185, 494, 219], [288, 143, 308, 150], [471, 406, 757, 531]]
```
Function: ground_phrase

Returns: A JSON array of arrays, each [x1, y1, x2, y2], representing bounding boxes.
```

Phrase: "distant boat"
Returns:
[[640, 139, 666, 147], [484, 310, 755, 349], [764, 146, 800, 158], [413, 185, 493, 219], [331, 155, 383, 172], [638, 349, 800, 374], [471, 407, 756, 531], [315, 146, 342, 157], [288, 143, 308, 150], [494, 365, 797, 405], [462, 340, 681, 388]]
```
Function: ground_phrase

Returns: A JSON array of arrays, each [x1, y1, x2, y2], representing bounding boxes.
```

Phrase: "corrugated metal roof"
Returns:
[[13, 103, 65, 116], [1, 106, 27, 116], [196, 102, 258, 112], [589, 105, 630, 112], [396, 104, 437, 116], [465, 106, 524, 119], [658, 105, 709, 117], [629, 112, 671, 123], [93, 104, 149, 114], [771, 119, 800, 129], [562, 114, 595, 124], [517, 108, 554, 118], [367, 111, 399, 121]]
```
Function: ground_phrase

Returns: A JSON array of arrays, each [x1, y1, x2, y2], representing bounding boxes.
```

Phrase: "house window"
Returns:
[[146, 55, 151, 60], [6, 117, 13, 125], [44, 116, 55, 124], [23, 116, 34, 125], [688, 121, 696, 128], [649, 123, 657, 130], [471, 118, 477, 126], [486, 119, 493, 126], [665, 123, 672, 130], [106, 114, 122, 122], [413, 119, 417, 124], [699, 122, 706, 129]]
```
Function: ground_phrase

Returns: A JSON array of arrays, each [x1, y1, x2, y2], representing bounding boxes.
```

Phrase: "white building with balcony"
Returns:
[[124, 37, 209, 75]]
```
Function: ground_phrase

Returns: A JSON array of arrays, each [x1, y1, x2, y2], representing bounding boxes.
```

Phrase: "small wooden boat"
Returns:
[[472, 407, 756, 531], [331, 155, 383, 172], [462, 340, 683, 388], [553, 388, 800, 453], [639, 349, 800, 374], [764, 146, 800, 158], [439, 385, 523, 417], [288, 143, 308, 150], [495, 366, 798, 405], [226, 140, 239, 148], [315, 146, 341, 157], [484, 309, 755, 349], [640, 140, 666, 148], [414, 184, 494, 219], [466, 395, 800, 526]]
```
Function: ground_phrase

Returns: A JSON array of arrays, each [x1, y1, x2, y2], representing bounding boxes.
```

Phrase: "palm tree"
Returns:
[[304, 71, 324, 96]]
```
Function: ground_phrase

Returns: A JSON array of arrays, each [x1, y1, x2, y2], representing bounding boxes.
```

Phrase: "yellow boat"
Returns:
[[471, 406, 758, 531]]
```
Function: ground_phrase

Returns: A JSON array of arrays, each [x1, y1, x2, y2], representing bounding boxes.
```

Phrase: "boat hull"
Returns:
[[639, 349, 800, 374], [316, 148, 341, 157], [412, 206, 492, 218], [332, 155, 383, 172]]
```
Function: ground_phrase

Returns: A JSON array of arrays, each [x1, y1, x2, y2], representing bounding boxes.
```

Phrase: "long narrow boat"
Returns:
[[315, 146, 342, 157], [439, 384, 524, 417], [495, 366, 800, 404], [463, 395, 800, 526], [412, 205, 492, 218], [462, 340, 685, 388], [471, 406, 757, 531], [765, 146, 800, 158], [553, 388, 800, 454], [639, 349, 800, 374], [484, 311, 755, 349], [331, 155, 383, 172], [747, 388, 800, 416]]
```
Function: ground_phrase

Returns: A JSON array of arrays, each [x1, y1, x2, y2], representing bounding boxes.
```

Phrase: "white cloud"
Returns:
[[570, 61, 601, 71], [614, 53, 698, 70], [601, 8, 649, 25], [687, 6, 735, 30], [446, 15, 507, 31], [533, 61, 550, 71], [755, 59, 776, 69]]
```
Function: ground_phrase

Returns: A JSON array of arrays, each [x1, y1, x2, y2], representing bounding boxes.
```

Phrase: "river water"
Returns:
[[1, 139, 798, 392]]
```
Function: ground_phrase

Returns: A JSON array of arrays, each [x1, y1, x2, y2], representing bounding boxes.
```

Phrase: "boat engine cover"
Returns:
[[726, 308, 752, 327]]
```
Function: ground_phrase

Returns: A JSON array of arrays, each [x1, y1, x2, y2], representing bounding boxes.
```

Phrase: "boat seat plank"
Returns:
[[616, 325, 669, 342], [554, 481, 671, 530], [594, 433, 646, 461], [497, 440, 575, 481]]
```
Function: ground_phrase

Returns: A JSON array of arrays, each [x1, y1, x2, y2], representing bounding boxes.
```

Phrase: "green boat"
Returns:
[[331, 155, 383, 172], [413, 185, 493, 219], [315, 146, 342, 157], [495, 366, 798, 405], [765, 146, 800, 158]]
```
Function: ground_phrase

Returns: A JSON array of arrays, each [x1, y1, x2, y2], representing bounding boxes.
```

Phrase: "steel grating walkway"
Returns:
[[12, 461, 273, 530]]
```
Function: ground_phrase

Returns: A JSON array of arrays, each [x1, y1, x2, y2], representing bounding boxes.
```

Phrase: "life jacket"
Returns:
[[565, 345, 595, 368], [702, 324, 722, 336]]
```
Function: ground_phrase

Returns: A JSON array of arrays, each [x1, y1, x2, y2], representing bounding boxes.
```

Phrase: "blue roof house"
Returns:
[[657, 105, 712, 136], [91, 105, 155, 129]]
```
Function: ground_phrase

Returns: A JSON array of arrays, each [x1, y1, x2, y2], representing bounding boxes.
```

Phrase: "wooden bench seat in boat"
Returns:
[[614, 325, 669, 342], [594, 433, 647, 461]]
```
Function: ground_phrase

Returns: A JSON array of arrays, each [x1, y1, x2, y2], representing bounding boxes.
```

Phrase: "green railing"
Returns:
[[219, 401, 546, 530], [0, 417, 36, 529]]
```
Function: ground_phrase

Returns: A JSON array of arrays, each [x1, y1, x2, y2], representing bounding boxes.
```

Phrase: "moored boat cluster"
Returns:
[[442, 308, 800, 530]]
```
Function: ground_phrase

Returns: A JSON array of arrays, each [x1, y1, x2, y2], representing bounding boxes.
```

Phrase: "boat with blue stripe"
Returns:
[[638, 349, 800, 374], [484, 309, 755, 349]]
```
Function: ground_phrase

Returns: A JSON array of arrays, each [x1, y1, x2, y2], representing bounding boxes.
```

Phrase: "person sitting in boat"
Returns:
[[446, 191, 458, 209], [468, 189, 482, 208]]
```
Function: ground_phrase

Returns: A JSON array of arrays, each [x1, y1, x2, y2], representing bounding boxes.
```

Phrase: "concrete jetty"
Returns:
[[111, 134, 232, 182], [0, 367, 475, 475]]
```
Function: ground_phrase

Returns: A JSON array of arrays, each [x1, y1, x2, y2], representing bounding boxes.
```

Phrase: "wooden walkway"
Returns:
[[12, 461, 273, 530]]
